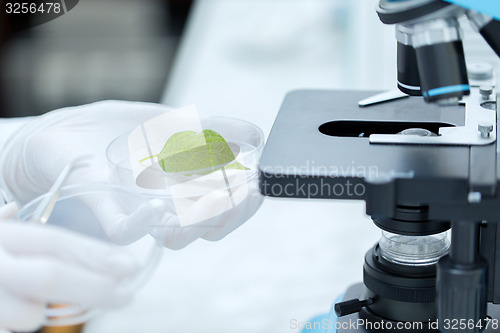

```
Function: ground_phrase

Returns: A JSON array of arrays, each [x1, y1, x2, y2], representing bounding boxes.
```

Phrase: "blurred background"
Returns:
[[0, 0, 192, 117]]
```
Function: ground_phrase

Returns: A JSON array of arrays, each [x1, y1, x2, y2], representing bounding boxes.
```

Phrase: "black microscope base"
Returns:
[[337, 283, 500, 332]]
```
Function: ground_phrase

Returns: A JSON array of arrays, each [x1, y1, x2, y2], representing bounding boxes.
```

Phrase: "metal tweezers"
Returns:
[[30, 161, 76, 224]]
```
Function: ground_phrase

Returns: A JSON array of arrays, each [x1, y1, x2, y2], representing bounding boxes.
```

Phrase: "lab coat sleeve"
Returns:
[[0, 117, 31, 205], [0, 117, 32, 151]]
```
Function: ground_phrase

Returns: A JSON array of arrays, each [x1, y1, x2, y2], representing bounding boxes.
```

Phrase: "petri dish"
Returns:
[[16, 183, 163, 326], [106, 116, 265, 240]]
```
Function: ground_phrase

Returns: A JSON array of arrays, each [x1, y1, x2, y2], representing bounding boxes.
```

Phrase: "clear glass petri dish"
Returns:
[[16, 183, 163, 326], [106, 116, 265, 231]]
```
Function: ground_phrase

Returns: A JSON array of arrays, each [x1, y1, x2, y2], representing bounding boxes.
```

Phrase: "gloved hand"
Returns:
[[0, 101, 169, 245], [0, 203, 137, 333], [0, 101, 168, 203], [0, 101, 262, 249]]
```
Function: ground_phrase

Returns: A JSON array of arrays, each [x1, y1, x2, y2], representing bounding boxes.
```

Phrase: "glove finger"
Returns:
[[82, 193, 166, 245], [149, 213, 210, 250], [0, 203, 19, 219], [149, 189, 244, 249], [0, 222, 138, 278], [165, 186, 245, 244], [201, 184, 262, 241], [0, 287, 44, 332], [0, 252, 132, 308], [144, 194, 211, 250]]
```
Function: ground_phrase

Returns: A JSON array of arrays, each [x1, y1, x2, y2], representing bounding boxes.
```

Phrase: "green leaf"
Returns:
[[146, 129, 248, 174]]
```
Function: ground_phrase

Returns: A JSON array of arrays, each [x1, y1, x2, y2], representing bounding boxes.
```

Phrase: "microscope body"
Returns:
[[258, 1, 500, 331], [259, 87, 499, 332]]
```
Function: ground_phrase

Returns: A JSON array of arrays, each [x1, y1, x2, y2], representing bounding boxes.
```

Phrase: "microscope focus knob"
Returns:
[[478, 122, 494, 138], [480, 85, 494, 100], [334, 298, 374, 317]]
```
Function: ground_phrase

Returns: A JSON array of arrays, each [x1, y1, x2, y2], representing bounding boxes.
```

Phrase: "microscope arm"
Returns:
[[470, 14, 500, 58], [443, 0, 500, 21], [445, 0, 500, 60]]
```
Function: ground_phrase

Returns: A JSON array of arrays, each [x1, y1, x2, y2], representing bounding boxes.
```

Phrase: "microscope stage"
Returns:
[[258, 90, 474, 197], [258, 90, 500, 223]]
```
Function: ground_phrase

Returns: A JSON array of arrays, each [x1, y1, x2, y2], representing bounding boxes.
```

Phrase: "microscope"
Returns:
[[258, 1, 500, 332]]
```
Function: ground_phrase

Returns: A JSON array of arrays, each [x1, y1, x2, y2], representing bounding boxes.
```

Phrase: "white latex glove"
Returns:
[[0, 100, 263, 249], [0, 101, 169, 246], [148, 170, 263, 250], [0, 203, 137, 333]]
